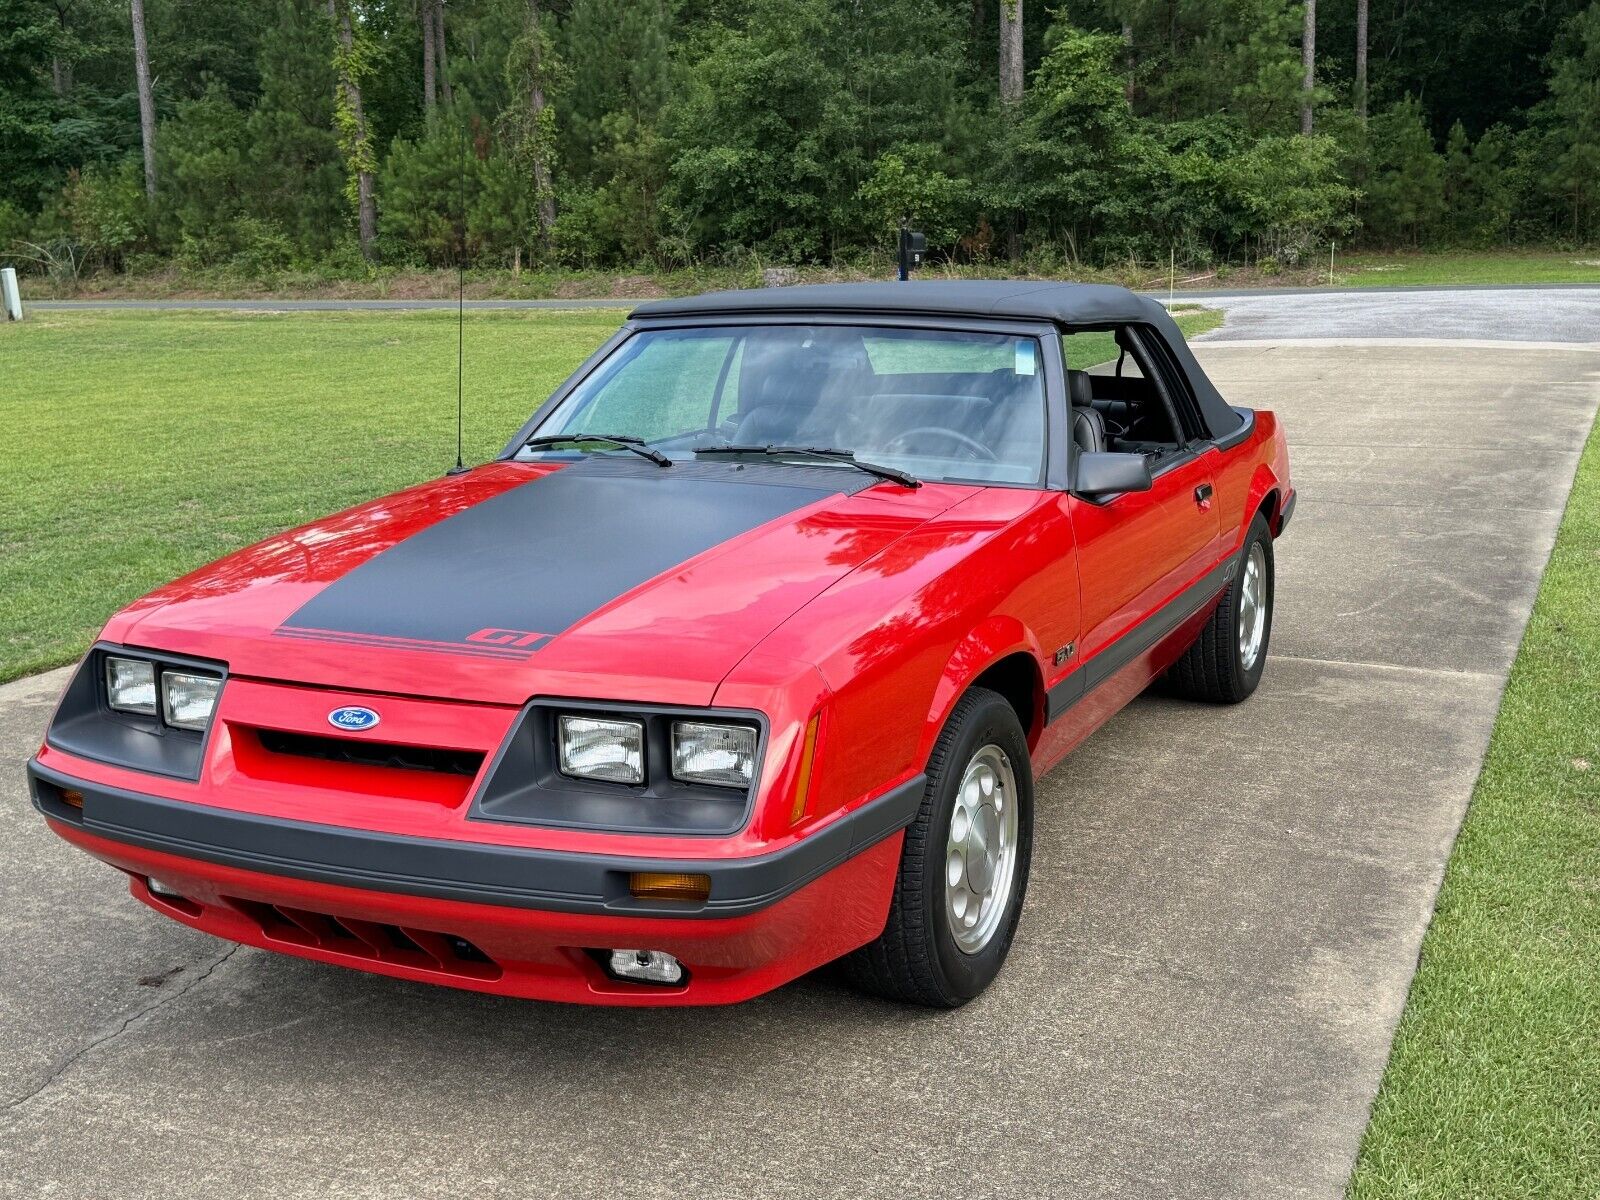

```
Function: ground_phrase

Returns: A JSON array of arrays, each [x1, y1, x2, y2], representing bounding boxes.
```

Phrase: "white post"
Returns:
[[0, 268, 21, 321]]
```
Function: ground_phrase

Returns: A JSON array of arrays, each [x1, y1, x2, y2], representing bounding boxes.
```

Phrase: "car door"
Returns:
[[1064, 325, 1221, 684]]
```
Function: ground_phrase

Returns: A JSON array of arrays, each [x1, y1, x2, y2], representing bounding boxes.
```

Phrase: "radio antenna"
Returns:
[[447, 116, 469, 476]]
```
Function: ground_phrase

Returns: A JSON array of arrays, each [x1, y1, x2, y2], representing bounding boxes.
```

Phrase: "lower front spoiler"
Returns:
[[30, 760, 918, 1005]]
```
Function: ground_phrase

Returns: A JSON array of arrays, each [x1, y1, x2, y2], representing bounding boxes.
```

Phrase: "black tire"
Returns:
[[1166, 512, 1274, 704], [842, 687, 1033, 1007]]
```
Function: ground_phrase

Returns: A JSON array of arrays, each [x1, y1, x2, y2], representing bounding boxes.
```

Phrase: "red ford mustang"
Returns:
[[29, 282, 1291, 1007]]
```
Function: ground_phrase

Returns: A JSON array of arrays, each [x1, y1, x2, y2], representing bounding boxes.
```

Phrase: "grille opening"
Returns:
[[225, 897, 501, 981], [256, 728, 485, 777], [385, 925, 427, 955]]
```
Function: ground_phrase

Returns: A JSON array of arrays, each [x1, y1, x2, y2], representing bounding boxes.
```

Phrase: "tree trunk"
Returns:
[[526, 0, 555, 244], [52, 3, 72, 95], [435, 1, 453, 105], [1122, 19, 1135, 105], [131, 0, 157, 200], [331, 0, 378, 261], [421, 0, 437, 114], [1300, 0, 1316, 136], [1354, 0, 1368, 121], [999, 0, 1023, 106]]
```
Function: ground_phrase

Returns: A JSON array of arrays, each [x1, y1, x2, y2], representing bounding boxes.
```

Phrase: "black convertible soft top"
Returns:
[[633, 280, 1242, 439]]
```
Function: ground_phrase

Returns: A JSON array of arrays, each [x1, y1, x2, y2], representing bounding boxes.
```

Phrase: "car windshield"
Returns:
[[521, 324, 1048, 485]]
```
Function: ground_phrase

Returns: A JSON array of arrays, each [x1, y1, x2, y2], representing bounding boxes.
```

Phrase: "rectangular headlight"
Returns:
[[160, 671, 222, 732], [105, 657, 157, 715], [558, 715, 644, 784], [671, 721, 757, 788]]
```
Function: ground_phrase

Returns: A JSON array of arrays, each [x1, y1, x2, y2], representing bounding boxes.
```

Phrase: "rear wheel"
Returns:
[[1166, 512, 1274, 704], [843, 688, 1033, 1007]]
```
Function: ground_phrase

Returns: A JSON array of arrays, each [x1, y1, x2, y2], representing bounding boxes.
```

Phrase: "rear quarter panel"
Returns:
[[1212, 410, 1290, 553]]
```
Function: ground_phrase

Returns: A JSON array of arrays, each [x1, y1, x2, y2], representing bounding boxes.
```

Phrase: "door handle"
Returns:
[[1194, 483, 1214, 507]]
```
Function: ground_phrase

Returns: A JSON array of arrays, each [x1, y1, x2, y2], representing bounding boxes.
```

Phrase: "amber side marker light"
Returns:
[[60, 789, 84, 809], [788, 715, 821, 824], [629, 872, 711, 902]]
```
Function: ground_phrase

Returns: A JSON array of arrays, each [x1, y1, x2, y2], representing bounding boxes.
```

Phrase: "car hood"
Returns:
[[109, 458, 975, 707]]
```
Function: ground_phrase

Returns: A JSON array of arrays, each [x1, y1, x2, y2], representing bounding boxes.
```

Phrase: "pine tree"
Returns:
[[0, 0, 69, 209], [246, 0, 343, 256], [1365, 95, 1445, 245], [558, 0, 672, 185], [1540, 3, 1600, 240]]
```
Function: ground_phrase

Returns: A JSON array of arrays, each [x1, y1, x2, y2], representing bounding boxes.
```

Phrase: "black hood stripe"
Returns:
[[276, 457, 867, 658]]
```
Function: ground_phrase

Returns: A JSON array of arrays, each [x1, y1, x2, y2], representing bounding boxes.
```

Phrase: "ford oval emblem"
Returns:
[[328, 705, 381, 732]]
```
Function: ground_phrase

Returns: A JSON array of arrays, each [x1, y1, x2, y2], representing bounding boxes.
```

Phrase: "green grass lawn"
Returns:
[[1349, 411, 1600, 1198], [1, 307, 1219, 683], [1336, 250, 1600, 288], [1, 309, 624, 683]]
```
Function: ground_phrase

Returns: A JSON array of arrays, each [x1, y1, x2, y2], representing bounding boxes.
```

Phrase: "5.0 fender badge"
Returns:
[[328, 705, 381, 732]]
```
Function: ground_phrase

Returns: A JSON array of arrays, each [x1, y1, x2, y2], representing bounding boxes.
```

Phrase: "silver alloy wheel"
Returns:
[[944, 744, 1020, 954], [1238, 541, 1268, 672]]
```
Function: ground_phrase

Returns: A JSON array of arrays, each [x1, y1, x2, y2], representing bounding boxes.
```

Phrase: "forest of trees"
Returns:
[[3, 0, 1600, 280]]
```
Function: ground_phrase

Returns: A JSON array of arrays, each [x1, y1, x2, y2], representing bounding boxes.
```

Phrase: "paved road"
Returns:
[[1189, 286, 1600, 344], [2, 297, 1597, 1197]]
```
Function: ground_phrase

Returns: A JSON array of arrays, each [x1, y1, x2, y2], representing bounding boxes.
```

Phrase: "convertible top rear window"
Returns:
[[525, 324, 1048, 486]]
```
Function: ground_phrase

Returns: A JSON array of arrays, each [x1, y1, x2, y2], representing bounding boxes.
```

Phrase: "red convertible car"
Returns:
[[29, 282, 1291, 1007]]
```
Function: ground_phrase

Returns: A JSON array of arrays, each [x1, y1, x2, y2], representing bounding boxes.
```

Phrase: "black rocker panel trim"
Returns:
[[279, 456, 865, 655], [1045, 555, 1234, 723], [28, 759, 926, 919]]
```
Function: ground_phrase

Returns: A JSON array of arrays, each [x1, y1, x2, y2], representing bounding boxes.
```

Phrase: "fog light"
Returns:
[[607, 949, 684, 986], [146, 876, 183, 898], [628, 871, 711, 902]]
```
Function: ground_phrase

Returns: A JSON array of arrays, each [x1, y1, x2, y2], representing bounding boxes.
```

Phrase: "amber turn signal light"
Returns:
[[629, 872, 711, 902], [60, 789, 84, 809], [789, 714, 820, 824]]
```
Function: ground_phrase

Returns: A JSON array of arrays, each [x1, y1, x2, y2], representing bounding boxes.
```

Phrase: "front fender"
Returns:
[[922, 616, 1046, 761]]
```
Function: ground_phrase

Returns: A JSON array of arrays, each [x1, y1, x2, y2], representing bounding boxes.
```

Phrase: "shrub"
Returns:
[[63, 161, 149, 269]]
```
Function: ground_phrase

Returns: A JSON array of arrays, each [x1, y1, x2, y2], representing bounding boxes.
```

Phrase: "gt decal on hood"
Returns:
[[274, 457, 867, 659]]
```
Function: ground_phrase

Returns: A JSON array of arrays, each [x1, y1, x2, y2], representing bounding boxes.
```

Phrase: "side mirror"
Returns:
[[1075, 451, 1153, 499]]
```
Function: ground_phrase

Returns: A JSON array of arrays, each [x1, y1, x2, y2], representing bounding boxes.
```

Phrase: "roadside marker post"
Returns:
[[1, 268, 21, 321]]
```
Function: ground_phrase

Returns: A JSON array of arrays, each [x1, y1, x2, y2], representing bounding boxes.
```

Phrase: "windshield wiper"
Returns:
[[692, 444, 919, 488], [522, 432, 671, 468]]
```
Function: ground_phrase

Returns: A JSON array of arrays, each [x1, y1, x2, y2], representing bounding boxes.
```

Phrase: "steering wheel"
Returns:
[[883, 427, 998, 462]]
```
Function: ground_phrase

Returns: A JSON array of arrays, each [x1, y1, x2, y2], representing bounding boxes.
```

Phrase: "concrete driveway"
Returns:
[[2, 302, 1597, 1197]]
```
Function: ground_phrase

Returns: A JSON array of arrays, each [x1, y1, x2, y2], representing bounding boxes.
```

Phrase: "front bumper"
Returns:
[[29, 759, 920, 1005]]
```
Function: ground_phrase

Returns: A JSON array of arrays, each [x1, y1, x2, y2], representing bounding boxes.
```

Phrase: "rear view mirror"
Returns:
[[1075, 451, 1153, 499]]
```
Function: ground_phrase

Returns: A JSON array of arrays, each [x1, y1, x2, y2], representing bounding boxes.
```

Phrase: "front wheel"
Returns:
[[1166, 512, 1274, 704], [842, 687, 1033, 1007]]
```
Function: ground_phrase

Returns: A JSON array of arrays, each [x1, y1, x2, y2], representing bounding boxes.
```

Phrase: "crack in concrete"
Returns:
[[1, 944, 242, 1119], [1267, 651, 1500, 681]]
